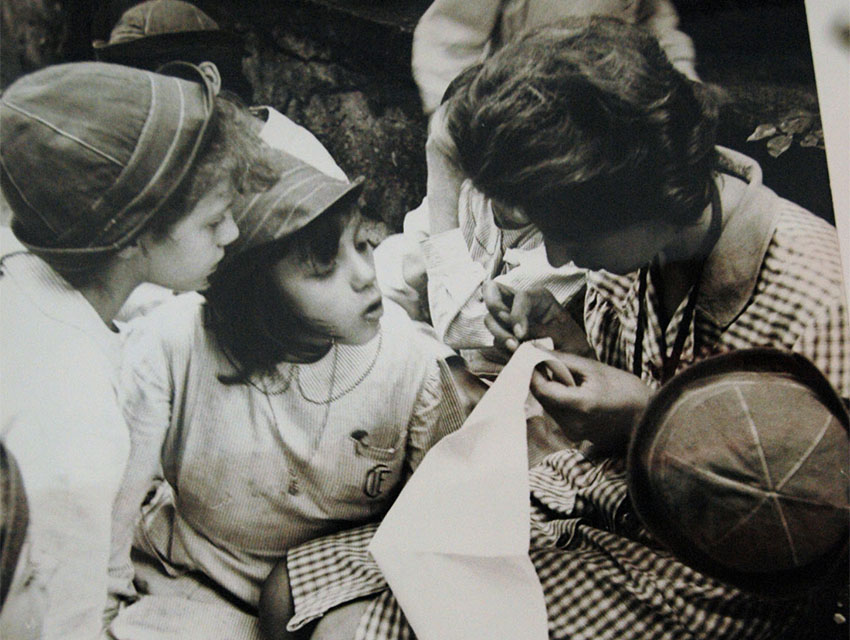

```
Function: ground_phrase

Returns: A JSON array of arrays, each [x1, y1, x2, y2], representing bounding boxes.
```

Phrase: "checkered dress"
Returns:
[[284, 156, 849, 639]]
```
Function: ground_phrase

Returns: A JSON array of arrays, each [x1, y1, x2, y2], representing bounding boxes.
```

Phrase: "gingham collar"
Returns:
[[697, 147, 781, 327], [587, 148, 780, 328]]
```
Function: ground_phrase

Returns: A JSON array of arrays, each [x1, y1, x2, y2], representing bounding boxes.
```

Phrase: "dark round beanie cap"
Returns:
[[627, 348, 849, 597], [103, 0, 219, 44], [0, 61, 218, 269], [92, 2, 247, 101]]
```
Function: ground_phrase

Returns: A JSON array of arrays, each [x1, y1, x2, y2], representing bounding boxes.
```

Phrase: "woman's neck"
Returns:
[[654, 260, 700, 328], [655, 182, 723, 323]]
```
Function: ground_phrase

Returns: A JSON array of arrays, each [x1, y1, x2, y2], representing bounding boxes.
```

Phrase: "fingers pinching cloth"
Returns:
[[628, 347, 850, 597]]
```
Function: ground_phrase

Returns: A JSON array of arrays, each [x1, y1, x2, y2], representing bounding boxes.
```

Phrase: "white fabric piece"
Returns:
[[256, 106, 347, 181], [369, 342, 563, 640]]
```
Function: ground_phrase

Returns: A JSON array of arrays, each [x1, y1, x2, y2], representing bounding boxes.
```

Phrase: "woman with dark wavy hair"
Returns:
[[277, 17, 848, 640]]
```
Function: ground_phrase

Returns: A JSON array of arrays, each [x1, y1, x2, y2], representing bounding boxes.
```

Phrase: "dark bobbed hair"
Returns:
[[54, 92, 270, 288], [443, 17, 720, 239], [202, 199, 356, 385]]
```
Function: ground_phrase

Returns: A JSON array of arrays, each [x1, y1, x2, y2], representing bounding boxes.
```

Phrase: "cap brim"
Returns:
[[93, 30, 243, 57], [223, 173, 366, 266]]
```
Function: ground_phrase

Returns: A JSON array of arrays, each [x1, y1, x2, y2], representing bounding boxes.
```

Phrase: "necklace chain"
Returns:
[[295, 332, 383, 404], [257, 331, 383, 496]]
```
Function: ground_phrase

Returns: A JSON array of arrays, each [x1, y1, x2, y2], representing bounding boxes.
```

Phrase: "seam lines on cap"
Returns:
[[770, 493, 800, 567], [776, 413, 833, 491], [98, 73, 185, 239], [286, 180, 332, 220], [192, 5, 207, 29], [736, 386, 775, 490], [0, 154, 60, 234], [1, 100, 125, 168], [266, 176, 328, 239], [739, 383, 801, 563], [143, 2, 154, 34], [240, 167, 319, 246]]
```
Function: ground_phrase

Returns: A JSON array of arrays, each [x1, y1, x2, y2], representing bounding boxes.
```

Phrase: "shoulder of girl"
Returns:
[[379, 299, 448, 368], [124, 292, 206, 347]]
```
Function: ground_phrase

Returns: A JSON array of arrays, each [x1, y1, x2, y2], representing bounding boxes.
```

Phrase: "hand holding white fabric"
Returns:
[[369, 342, 556, 640]]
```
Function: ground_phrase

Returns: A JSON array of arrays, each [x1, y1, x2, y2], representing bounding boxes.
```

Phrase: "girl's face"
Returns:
[[142, 183, 240, 291], [272, 214, 383, 346]]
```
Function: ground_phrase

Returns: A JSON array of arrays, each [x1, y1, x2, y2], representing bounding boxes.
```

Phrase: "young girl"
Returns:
[[107, 150, 467, 638], [0, 61, 259, 638]]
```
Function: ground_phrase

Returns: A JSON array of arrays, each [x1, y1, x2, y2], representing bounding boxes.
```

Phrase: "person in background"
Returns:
[[107, 150, 466, 639], [0, 60, 264, 638], [92, 0, 344, 180], [412, 0, 700, 116], [374, 74, 588, 378]]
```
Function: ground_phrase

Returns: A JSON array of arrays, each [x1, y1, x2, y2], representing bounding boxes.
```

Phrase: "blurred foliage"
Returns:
[[747, 109, 824, 158]]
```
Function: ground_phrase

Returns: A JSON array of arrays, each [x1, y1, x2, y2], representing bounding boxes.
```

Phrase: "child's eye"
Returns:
[[309, 258, 337, 278]]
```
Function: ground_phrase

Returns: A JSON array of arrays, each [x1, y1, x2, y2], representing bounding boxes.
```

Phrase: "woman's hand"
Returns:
[[530, 351, 652, 455], [483, 282, 589, 355]]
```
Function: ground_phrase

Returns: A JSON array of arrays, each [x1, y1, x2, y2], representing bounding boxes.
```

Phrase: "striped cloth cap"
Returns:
[[227, 149, 364, 260], [0, 61, 218, 269]]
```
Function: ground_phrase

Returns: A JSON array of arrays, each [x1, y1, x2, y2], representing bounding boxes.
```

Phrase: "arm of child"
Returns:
[[2, 372, 128, 639], [107, 317, 177, 611], [402, 357, 470, 479], [412, 0, 503, 114], [425, 102, 466, 235]]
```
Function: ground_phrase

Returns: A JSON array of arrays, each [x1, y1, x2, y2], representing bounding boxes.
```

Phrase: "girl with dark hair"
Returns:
[[107, 150, 466, 638]]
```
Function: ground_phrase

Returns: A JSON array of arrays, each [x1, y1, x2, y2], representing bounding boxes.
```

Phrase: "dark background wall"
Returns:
[[1, 0, 834, 229]]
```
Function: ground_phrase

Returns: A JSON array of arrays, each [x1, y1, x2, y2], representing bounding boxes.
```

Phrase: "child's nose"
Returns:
[[218, 212, 239, 247], [351, 252, 376, 291]]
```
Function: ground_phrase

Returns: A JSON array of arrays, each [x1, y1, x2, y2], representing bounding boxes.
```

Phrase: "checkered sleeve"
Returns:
[[285, 523, 387, 632], [795, 299, 850, 402], [355, 590, 414, 640]]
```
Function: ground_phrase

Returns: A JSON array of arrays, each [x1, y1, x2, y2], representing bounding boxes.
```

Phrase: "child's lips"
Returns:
[[363, 298, 384, 321]]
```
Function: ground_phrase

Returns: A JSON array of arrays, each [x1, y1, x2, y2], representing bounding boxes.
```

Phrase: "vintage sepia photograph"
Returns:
[[1, 0, 848, 639]]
